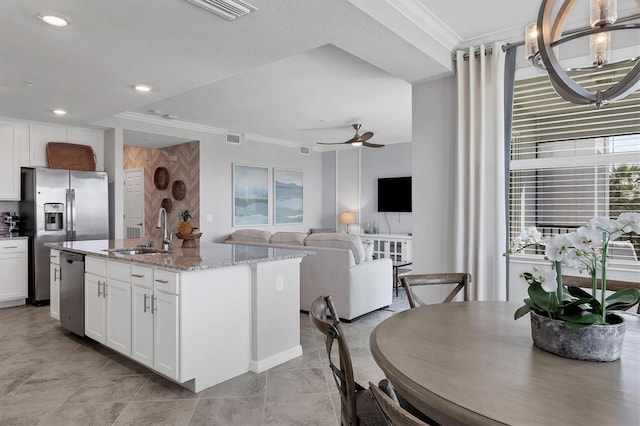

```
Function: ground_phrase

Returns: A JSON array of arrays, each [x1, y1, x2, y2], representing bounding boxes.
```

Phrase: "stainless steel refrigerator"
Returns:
[[21, 167, 109, 304]]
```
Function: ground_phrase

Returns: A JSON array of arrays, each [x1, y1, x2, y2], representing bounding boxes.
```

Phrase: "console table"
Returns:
[[359, 233, 411, 263]]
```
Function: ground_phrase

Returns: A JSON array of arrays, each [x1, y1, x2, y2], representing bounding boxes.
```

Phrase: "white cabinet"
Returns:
[[29, 124, 67, 167], [0, 121, 27, 200], [132, 266, 180, 380], [154, 289, 179, 379], [132, 282, 154, 367], [105, 276, 132, 355], [360, 234, 412, 262], [84, 256, 131, 356], [85, 271, 106, 343], [0, 239, 27, 302], [50, 249, 60, 319], [29, 123, 104, 170]]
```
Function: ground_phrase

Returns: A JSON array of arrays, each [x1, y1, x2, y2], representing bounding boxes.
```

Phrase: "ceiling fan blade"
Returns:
[[316, 141, 353, 145], [358, 131, 374, 142], [362, 141, 385, 148]]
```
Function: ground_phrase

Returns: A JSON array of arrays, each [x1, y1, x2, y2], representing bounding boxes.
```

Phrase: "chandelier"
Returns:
[[525, 0, 640, 108]]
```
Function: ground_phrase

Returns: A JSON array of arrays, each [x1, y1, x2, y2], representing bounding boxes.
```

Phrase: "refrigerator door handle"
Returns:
[[66, 189, 73, 240], [70, 189, 77, 240]]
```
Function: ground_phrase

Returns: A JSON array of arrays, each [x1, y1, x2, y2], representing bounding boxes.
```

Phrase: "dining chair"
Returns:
[[309, 295, 387, 426], [369, 381, 429, 426], [401, 273, 471, 309], [562, 275, 640, 313]]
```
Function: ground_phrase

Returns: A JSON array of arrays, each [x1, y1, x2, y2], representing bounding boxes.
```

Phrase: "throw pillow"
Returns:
[[226, 229, 272, 243], [270, 232, 307, 246], [304, 233, 366, 264]]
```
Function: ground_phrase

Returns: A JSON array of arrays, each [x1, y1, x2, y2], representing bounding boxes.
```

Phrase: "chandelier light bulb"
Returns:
[[590, 0, 617, 27], [525, 22, 539, 60], [590, 32, 611, 66]]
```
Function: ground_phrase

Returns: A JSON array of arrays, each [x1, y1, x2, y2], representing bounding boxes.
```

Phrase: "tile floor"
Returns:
[[0, 294, 407, 425]]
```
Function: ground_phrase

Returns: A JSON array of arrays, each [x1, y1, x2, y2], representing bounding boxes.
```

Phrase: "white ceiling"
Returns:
[[1, 0, 637, 148]]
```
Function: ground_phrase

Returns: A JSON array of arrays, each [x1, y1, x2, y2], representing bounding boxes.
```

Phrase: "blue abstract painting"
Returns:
[[274, 168, 303, 225], [233, 164, 269, 226]]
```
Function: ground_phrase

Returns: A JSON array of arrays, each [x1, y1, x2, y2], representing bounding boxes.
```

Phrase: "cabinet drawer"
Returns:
[[85, 256, 106, 276], [154, 269, 179, 294], [107, 260, 131, 282], [0, 239, 26, 253], [131, 265, 153, 288], [50, 249, 60, 265]]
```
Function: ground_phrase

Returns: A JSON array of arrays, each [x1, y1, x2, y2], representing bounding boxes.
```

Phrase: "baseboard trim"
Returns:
[[249, 345, 303, 373], [0, 298, 26, 309]]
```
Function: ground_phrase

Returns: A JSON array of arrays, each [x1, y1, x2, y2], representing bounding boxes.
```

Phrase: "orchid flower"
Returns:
[[531, 266, 558, 293]]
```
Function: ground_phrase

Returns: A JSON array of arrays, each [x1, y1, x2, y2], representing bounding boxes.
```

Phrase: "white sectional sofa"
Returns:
[[225, 230, 392, 321]]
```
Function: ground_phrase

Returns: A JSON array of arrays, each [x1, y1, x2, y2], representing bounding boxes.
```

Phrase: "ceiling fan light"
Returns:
[[351, 141, 363, 147], [37, 12, 70, 27], [590, 0, 617, 28]]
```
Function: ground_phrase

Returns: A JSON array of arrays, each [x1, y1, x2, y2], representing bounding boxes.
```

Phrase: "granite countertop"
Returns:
[[45, 238, 314, 271], [0, 236, 28, 241]]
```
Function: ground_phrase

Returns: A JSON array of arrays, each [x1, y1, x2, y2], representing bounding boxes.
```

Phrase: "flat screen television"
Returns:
[[378, 177, 411, 212]]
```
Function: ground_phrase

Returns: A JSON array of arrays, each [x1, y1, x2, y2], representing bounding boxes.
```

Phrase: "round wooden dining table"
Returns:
[[369, 301, 640, 426]]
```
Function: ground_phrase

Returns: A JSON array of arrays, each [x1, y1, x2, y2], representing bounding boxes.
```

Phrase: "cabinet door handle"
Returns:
[[143, 293, 149, 313], [103, 282, 108, 298], [151, 295, 157, 314], [97, 281, 102, 298], [53, 268, 59, 281], [132, 274, 144, 278], [3, 246, 18, 249], [155, 279, 169, 284]]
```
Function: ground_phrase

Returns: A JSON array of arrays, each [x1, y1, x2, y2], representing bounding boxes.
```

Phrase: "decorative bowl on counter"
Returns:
[[175, 232, 202, 248]]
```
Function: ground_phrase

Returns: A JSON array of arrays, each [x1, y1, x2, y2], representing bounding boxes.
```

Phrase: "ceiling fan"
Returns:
[[317, 124, 385, 148]]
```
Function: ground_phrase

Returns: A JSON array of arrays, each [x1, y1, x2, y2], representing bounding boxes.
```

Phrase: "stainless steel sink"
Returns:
[[103, 247, 171, 255]]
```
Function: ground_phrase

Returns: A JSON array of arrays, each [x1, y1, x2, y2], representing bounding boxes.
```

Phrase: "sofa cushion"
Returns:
[[304, 233, 366, 265], [226, 229, 272, 243], [271, 232, 307, 246]]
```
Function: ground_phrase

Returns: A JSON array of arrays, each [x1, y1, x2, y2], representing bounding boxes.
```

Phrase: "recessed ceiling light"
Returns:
[[134, 84, 151, 92], [37, 12, 70, 27], [52, 109, 67, 116]]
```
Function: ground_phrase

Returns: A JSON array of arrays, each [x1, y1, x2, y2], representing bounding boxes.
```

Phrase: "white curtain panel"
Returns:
[[454, 42, 507, 301]]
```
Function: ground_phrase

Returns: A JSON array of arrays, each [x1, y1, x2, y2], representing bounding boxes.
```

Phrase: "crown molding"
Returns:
[[114, 111, 227, 135], [384, 0, 461, 51]]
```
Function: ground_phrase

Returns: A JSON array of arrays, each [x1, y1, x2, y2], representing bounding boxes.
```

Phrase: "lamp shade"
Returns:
[[339, 211, 356, 225]]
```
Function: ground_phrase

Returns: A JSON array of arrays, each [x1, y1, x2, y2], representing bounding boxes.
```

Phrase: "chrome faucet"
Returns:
[[156, 208, 172, 251]]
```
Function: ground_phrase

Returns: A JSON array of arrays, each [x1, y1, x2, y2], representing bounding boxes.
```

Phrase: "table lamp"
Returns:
[[339, 211, 356, 234]]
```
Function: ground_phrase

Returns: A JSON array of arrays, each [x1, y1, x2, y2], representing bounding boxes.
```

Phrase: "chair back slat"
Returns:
[[369, 382, 429, 426], [309, 295, 359, 425], [401, 273, 471, 308]]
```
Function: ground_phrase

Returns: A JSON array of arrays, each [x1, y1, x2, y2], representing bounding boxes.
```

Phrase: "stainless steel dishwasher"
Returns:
[[60, 251, 85, 336]]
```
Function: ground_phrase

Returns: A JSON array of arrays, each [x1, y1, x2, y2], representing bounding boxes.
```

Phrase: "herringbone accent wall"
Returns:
[[123, 141, 200, 241]]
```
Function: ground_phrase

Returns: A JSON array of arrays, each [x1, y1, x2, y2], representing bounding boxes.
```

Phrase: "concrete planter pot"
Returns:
[[530, 311, 626, 362]]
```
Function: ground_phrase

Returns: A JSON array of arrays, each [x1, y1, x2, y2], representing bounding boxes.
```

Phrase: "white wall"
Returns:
[[412, 76, 456, 274], [361, 142, 412, 235]]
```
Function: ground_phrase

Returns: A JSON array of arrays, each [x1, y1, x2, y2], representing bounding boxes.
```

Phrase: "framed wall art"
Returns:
[[274, 168, 303, 225], [233, 163, 269, 226]]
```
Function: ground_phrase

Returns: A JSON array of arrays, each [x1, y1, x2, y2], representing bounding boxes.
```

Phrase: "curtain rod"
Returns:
[[454, 45, 505, 62], [504, 12, 640, 51]]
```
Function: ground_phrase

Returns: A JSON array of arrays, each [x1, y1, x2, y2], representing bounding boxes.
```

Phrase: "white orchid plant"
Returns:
[[508, 212, 640, 330]]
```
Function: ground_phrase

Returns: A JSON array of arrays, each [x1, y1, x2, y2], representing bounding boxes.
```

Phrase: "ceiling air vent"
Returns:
[[185, 0, 257, 20], [226, 132, 241, 145], [299, 146, 311, 155]]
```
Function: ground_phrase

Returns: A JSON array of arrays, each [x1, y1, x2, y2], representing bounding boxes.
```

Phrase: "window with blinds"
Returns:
[[509, 61, 640, 261]]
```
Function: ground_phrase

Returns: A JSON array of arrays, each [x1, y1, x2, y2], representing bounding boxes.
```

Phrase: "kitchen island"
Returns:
[[47, 239, 313, 392]]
